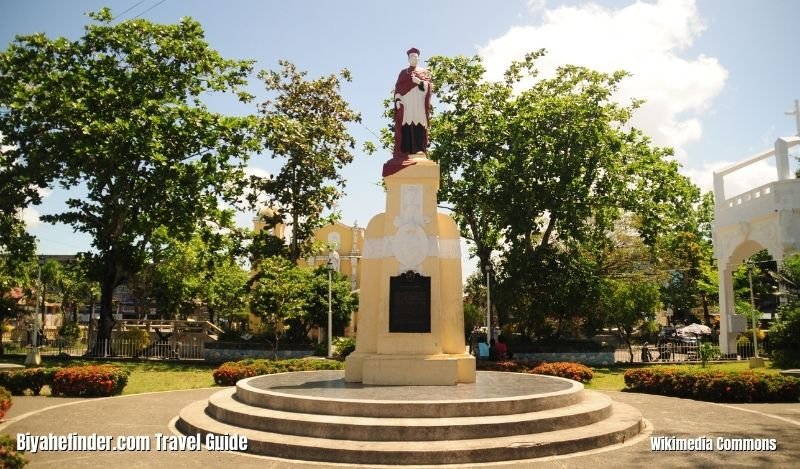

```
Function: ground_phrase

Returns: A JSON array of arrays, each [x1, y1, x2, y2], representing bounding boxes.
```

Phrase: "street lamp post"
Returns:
[[484, 264, 493, 343], [25, 256, 44, 367], [327, 260, 333, 358], [327, 250, 340, 359]]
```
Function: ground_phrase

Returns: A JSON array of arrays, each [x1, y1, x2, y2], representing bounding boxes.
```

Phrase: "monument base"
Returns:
[[345, 352, 475, 385], [176, 370, 645, 465]]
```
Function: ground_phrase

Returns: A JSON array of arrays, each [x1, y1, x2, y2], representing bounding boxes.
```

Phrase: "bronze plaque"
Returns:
[[389, 271, 431, 333]]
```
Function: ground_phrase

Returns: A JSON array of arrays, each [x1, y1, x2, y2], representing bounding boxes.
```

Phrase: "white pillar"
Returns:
[[775, 138, 794, 181], [718, 265, 737, 354], [713, 172, 726, 204]]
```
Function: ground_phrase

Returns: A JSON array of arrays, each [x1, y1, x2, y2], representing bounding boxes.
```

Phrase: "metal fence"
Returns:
[[1, 333, 205, 360], [615, 342, 773, 364]]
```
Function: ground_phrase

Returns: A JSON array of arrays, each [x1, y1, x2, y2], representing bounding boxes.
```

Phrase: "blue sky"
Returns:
[[2, 0, 799, 280]]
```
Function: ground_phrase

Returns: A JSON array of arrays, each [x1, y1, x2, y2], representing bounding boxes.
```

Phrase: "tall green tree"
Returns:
[[250, 62, 360, 262], [769, 253, 800, 367], [462, 271, 494, 339], [0, 9, 257, 352], [426, 52, 698, 336], [58, 257, 100, 323], [250, 256, 309, 357], [732, 250, 779, 315], [295, 266, 357, 342], [427, 55, 510, 273], [601, 277, 661, 362], [0, 215, 35, 302], [144, 227, 250, 322], [658, 191, 717, 325]]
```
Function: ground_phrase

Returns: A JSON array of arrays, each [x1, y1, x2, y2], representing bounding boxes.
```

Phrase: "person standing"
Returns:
[[384, 47, 433, 177], [496, 335, 509, 360]]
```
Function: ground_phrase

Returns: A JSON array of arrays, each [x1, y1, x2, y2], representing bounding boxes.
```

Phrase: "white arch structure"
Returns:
[[713, 136, 800, 353]]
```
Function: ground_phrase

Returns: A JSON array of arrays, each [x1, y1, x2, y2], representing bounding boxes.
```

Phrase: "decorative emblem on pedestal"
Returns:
[[392, 184, 429, 272]]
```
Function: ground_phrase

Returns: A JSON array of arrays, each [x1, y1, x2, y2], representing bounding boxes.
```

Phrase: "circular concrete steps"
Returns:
[[176, 370, 644, 465]]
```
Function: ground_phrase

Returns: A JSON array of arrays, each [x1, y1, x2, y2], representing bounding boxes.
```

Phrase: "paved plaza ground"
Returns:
[[0, 387, 797, 468]]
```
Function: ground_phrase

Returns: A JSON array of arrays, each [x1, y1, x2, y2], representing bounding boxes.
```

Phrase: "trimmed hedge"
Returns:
[[530, 362, 594, 384], [0, 369, 58, 396], [213, 358, 344, 386], [624, 367, 800, 403], [476, 360, 530, 373], [0, 387, 11, 420], [51, 365, 129, 397], [476, 360, 594, 383]]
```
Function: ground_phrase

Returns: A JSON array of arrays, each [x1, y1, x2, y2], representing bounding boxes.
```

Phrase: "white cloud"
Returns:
[[242, 166, 273, 210], [221, 166, 273, 212], [20, 207, 42, 228], [245, 167, 271, 180], [16, 186, 53, 228], [36, 186, 51, 199], [219, 166, 276, 229], [478, 0, 727, 162]]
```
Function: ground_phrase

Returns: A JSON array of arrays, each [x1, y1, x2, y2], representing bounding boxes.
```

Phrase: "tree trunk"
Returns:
[[273, 330, 279, 360], [90, 277, 117, 356], [701, 293, 710, 326], [290, 212, 300, 263]]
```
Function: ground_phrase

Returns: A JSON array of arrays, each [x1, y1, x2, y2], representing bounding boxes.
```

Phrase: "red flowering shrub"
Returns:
[[624, 367, 800, 403], [0, 387, 11, 420], [51, 365, 129, 397], [530, 362, 594, 384], [213, 358, 344, 386]]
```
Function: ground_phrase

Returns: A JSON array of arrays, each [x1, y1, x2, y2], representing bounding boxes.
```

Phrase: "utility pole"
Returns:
[[25, 256, 44, 367], [484, 264, 493, 343]]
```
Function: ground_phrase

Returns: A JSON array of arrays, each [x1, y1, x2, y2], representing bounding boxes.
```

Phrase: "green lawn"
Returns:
[[122, 364, 216, 395], [0, 357, 217, 396], [585, 361, 780, 391], [0, 356, 787, 396]]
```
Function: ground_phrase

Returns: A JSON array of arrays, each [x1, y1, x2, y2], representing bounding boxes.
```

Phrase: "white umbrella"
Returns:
[[679, 323, 712, 336]]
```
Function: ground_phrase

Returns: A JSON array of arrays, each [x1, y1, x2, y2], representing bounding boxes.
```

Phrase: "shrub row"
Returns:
[[476, 360, 530, 373], [476, 360, 594, 383], [624, 367, 800, 403], [51, 365, 129, 397], [213, 358, 344, 386], [0, 366, 129, 397], [530, 362, 595, 384], [0, 369, 58, 396]]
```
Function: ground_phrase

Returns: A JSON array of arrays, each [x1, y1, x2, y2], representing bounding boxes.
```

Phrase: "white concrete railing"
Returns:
[[725, 184, 772, 208], [715, 179, 800, 228]]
